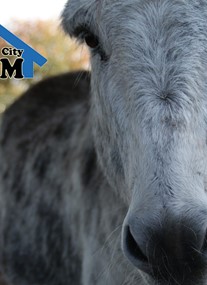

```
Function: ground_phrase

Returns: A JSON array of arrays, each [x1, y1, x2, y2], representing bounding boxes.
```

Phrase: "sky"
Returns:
[[1, 0, 67, 25]]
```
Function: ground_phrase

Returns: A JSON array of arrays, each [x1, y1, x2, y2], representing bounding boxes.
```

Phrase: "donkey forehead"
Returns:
[[101, 1, 207, 107], [63, 0, 207, 53], [69, 0, 207, 24], [64, 0, 207, 51], [64, 0, 207, 22], [100, 1, 207, 40]]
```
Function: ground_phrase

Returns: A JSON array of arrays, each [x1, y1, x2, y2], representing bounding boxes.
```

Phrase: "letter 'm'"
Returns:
[[0, 58, 24, 79]]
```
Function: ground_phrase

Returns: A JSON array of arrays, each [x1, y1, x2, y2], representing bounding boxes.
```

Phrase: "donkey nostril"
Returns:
[[126, 226, 148, 263]]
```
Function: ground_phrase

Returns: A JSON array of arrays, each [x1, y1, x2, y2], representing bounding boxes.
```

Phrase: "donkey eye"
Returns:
[[84, 33, 99, 49], [84, 33, 108, 61], [74, 25, 108, 61]]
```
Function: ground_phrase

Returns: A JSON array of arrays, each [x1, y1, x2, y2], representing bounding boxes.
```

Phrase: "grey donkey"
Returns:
[[1, 0, 207, 284]]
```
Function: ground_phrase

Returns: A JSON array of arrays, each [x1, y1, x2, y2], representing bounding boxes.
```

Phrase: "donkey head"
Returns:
[[62, 0, 207, 284]]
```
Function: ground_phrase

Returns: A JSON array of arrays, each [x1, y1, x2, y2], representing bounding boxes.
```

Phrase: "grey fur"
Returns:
[[1, 0, 207, 284]]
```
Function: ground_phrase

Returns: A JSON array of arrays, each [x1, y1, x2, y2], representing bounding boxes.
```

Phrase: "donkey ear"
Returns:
[[61, 0, 96, 38]]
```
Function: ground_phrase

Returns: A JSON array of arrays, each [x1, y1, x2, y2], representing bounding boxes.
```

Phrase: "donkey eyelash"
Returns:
[[74, 25, 108, 61], [74, 24, 98, 45]]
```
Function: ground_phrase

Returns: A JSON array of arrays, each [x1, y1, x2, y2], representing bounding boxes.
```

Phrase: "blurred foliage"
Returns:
[[0, 20, 90, 113]]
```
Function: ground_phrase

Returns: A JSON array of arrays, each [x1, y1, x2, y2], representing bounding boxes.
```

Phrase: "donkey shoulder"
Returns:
[[0, 71, 91, 148]]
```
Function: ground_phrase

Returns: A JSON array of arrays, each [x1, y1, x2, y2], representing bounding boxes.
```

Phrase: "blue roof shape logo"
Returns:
[[0, 24, 47, 79]]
